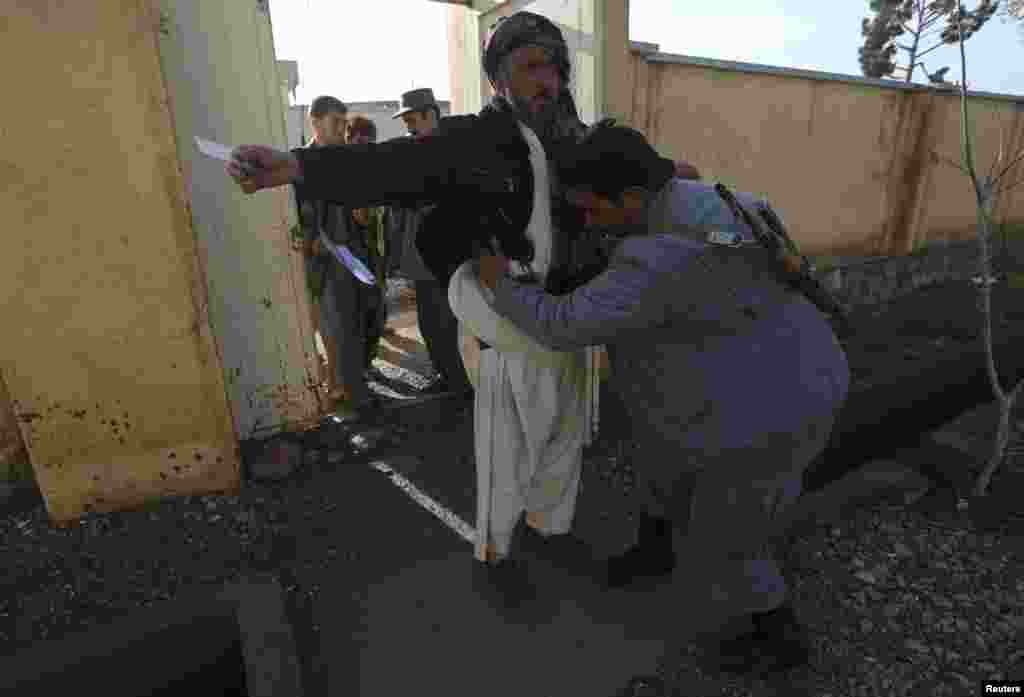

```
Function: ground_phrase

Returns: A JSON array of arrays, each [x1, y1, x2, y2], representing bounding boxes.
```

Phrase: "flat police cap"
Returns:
[[393, 88, 439, 119]]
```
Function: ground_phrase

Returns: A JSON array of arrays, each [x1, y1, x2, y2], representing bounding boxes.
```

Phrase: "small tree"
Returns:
[[1002, 0, 1024, 40], [859, 0, 1000, 83], [936, 7, 1024, 501]]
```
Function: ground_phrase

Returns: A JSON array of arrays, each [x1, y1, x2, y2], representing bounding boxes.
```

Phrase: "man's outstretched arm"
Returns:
[[227, 128, 464, 209]]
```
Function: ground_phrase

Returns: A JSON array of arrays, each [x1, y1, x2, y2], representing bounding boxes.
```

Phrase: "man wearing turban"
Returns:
[[225, 11, 701, 612]]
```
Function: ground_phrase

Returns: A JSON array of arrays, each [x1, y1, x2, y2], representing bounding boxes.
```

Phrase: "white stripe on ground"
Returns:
[[369, 460, 478, 546]]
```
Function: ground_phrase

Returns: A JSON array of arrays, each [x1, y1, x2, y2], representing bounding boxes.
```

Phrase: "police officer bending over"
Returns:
[[477, 122, 851, 679]]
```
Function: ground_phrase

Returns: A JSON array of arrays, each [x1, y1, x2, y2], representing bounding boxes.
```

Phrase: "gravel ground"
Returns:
[[649, 499, 1024, 696], [3, 278, 1024, 697]]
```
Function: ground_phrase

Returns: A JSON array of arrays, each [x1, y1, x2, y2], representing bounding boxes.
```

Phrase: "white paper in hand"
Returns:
[[319, 231, 376, 286], [194, 137, 255, 175]]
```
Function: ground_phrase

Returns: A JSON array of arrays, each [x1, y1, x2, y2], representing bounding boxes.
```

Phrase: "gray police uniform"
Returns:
[[490, 177, 850, 617]]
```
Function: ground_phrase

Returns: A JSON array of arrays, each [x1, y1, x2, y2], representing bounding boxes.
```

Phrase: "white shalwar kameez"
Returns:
[[449, 122, 601, 562]]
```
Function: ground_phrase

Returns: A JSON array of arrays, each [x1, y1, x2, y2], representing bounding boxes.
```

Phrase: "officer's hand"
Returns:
[[478, 254, 510, 292], [310, 238, 323, 257], [226, 145, 302, 194]]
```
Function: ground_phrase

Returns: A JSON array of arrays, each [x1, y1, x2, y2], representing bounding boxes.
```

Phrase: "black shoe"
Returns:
[[364, 366, 389, 384], [698, 603, 811, 676], [604, 514, 675, 589], [418, 375, 450, 395], [471, 556, 535, 614], [611, 675, 666, 697], [450, 381, 474, 398], [516, 524, 599, 578]]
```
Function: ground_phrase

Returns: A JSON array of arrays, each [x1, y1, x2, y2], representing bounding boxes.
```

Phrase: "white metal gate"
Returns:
[[157, 0, 321, 440]]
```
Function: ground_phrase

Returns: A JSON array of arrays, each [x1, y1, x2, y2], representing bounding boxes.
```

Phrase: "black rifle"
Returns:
[[714, 183, 853, 339]]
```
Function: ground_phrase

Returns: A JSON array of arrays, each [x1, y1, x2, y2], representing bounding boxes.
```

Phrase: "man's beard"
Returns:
[[505, 93, 562, 148]]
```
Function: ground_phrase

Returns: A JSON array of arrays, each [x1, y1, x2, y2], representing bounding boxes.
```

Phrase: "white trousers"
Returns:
[[449, 262, 594, 560]]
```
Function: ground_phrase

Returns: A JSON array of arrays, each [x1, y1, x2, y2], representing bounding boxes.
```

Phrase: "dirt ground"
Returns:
[[2, 276, 1024, 696]]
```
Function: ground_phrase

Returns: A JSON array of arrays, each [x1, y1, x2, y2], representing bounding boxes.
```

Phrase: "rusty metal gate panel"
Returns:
[[155, 0, 322, 440], [0, 1, 240, 523]]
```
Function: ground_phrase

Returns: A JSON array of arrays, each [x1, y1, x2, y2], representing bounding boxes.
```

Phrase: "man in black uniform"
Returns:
[[385, 88, 473, 396]]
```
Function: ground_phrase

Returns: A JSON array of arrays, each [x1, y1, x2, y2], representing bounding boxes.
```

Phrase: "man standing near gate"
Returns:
[[386, 88, 473, 396], [223, 11, 700, 612]]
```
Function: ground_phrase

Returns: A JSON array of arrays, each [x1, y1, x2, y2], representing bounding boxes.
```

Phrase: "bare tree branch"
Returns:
[[915, 41, 948, 59], [934, 150, 970, 174], [995, 173, 1024, 195], [994, 149, 1024, 186], [957, 21, 982, 198], [988, 123, 1007, 184], [922, 5, 947, 23]]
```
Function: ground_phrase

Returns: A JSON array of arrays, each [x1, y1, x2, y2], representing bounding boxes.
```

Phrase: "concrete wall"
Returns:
[[620, 49, 1024, 257], [447, 3, 484, 116], [0, 0, 240, 521], [286, 105, 309, 149]]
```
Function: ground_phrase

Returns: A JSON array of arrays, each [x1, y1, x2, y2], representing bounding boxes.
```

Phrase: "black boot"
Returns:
[[516, 523, 600, 578], [471, 556, 535, 613], [604, 513, 675, 589], [698, 602, 811, 675]]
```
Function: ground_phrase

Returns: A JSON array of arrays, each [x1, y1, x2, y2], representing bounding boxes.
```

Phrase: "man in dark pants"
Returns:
[[387, 88, 472, 396], [345, 115, 389, 375], [293, 95, 348, 400]]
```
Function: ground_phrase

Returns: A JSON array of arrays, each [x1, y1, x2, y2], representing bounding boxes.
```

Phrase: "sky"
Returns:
[[268, 0, 1024, 106]]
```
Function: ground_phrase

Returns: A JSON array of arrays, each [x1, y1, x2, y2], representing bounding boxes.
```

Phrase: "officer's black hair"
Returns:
[[560, 119, 675, 206]]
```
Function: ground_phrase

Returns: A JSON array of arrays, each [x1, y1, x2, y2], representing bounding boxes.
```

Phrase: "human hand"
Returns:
[[310, 238, 323, 257], [478, 254, 510, 292], [674, 160, 701, 181], [226, 145, 302, 194]]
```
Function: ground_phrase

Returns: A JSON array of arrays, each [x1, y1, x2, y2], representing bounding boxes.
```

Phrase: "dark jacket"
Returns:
[[384, 204, 436, 281], [292, 100, 588, 292]]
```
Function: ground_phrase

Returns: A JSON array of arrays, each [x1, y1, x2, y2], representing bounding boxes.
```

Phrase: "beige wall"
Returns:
[[444, 2, 1023, 257], [447, 3, 484, 116], [621, 51, 1024, 256], [0, 0, 239, 522]]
